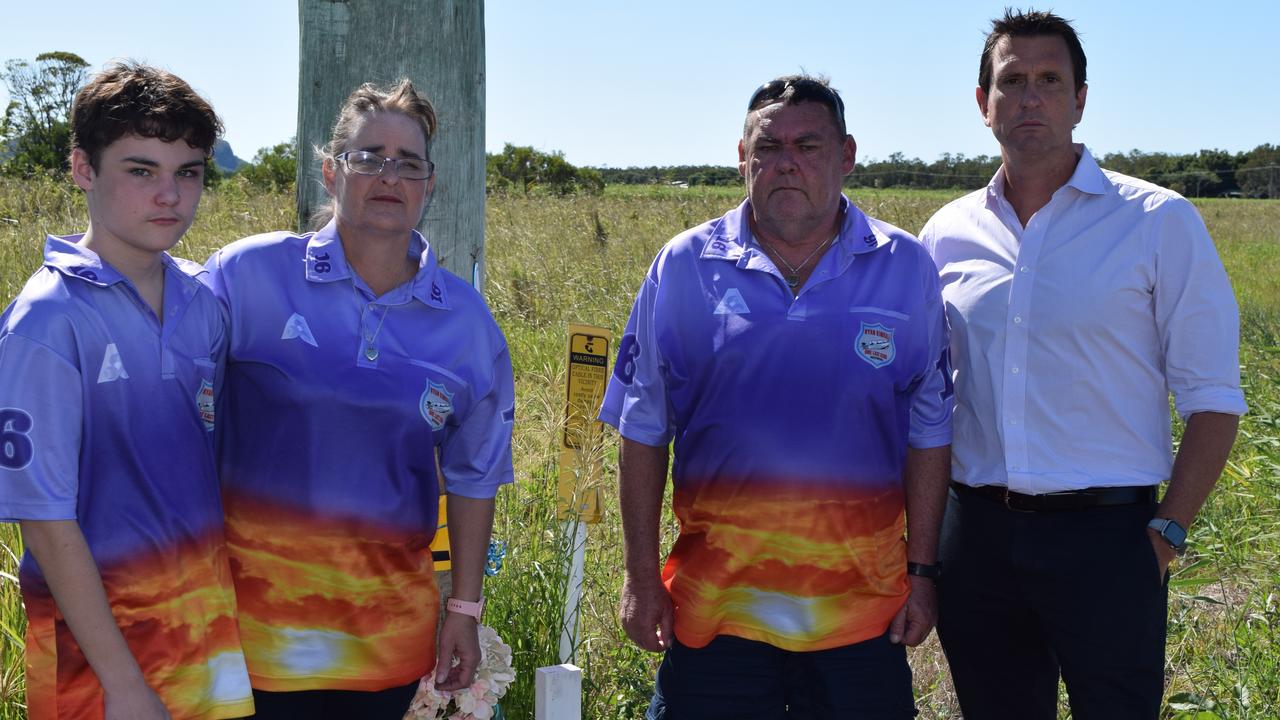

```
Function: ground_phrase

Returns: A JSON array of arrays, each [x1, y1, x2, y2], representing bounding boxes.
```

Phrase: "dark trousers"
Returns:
[[646, 633, 917, 720], [937, 487, 1168, 720], [249, 680, 419, 720]]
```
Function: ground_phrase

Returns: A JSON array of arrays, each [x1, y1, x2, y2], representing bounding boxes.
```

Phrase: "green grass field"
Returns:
[[0, 176, 1277, 718]]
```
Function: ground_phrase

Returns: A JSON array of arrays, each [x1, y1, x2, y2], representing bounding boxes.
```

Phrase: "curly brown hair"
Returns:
[[71, 60, 223, 170]]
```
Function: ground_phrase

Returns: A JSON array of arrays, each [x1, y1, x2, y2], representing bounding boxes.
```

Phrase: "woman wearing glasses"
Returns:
[[204, 80, 514, 719]]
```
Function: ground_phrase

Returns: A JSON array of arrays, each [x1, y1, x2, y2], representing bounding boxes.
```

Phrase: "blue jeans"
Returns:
[[646, 632, 917, 720]]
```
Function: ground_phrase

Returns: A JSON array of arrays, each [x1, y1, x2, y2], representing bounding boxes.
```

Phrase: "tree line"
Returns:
[[3, 51, 1277, 198], [0, 52, 605, 197], [596, 146, 1280, 199]]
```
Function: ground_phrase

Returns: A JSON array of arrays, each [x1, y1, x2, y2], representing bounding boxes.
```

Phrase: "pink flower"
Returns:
[[404, 625, 513, 720]]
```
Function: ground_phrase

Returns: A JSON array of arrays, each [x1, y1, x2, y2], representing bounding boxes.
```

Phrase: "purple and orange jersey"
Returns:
[[0, 236, 252, 719], [600, 199, 952, 651], [205, 222, 514, 691]]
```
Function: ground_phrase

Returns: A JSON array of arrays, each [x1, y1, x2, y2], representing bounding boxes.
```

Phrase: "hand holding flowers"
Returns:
[[405, 625, 515, 720]]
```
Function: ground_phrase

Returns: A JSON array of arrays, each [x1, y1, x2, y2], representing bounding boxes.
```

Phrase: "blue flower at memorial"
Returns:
[[485, 539, 507, 577]]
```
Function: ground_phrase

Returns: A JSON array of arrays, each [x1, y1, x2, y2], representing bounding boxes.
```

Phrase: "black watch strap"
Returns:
[[907, 561, 942, 580]]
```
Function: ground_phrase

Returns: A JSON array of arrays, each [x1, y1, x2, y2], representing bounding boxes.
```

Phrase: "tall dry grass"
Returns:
[[0, 175, 1277, 718]]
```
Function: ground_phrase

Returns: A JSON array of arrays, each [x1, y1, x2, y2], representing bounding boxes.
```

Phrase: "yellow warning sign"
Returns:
[[559, 324, 611, 523]]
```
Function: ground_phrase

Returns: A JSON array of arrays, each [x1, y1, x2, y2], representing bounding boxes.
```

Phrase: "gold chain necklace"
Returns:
[[759, 235, 833, 289]]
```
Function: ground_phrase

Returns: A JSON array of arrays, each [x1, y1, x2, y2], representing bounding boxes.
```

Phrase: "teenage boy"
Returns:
[[0, 62, 253, 720]]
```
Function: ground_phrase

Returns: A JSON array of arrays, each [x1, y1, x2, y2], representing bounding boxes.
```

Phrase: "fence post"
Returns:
[[535, 664, 582, 720]]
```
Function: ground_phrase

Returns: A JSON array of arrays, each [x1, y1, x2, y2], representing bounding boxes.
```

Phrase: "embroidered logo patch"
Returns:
[[856, 322, 896, 368], [713, 288, 751, 315], [196, 379, 216, 431], [420, 380, 454, 430], [97, 343, 129, 384], [281, 313, 318, 347]]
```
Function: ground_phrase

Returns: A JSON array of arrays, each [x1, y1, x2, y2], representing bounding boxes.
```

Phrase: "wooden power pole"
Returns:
[[297, 0, 486, 283]]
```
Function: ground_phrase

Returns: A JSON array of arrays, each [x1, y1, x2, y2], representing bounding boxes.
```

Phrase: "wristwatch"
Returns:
[[1147, 518, 1188, 554], [906, 562, 942, 580], [446, 596, 485, 619]]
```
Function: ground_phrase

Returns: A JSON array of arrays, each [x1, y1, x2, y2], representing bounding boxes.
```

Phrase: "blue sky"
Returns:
[[4, 1, 1275, 168]]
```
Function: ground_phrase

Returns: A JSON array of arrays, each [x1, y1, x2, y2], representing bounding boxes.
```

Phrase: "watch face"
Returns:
[[1164, 520, 1188, 549]]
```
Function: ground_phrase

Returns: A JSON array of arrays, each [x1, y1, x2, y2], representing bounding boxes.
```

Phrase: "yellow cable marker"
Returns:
[[430, 455, 451, 572], [559, 323, 611, 523]]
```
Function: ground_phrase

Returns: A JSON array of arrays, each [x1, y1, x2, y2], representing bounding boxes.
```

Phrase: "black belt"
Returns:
[[951, 481, 1155, 512]]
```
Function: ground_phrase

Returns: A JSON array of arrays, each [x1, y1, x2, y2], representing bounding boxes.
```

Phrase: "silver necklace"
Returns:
[[759, 236, 832, 289], [352, 282, 391, 361]]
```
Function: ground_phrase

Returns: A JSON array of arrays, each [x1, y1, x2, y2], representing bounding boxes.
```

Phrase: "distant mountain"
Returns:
[[213, 140, 244, 172]]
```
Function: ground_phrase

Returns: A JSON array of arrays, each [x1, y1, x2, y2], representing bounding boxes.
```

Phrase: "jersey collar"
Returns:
[[700, 195, 892, 273], [43, 234, 187, 287], [43, 235, 207, 322], [304, 220, 450, 310]]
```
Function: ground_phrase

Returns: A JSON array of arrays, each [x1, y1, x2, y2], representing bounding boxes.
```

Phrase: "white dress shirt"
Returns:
[[921, 145, 1247, 494]]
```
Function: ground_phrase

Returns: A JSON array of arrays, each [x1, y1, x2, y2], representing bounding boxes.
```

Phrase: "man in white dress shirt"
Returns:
[[920, 9, 1247, 719]]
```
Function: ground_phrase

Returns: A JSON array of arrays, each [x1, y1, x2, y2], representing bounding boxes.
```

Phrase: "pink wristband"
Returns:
[[446, 597, 484, 619]]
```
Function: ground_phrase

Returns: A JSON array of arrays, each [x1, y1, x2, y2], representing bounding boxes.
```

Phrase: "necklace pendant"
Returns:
[[364, 345, 379, 361], [786, 275, 800, 289]]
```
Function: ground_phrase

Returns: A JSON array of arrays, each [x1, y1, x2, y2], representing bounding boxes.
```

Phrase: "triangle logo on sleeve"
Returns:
[[281, 313, 319, 347], [713, 288, 751, 315], [97, 343, 130, 384]]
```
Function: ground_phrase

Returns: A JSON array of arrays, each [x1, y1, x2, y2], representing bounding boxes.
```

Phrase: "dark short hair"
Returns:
[[979, 9, 1087, 93], [71, 61, 223, 170], [744, 74, 847, 138]]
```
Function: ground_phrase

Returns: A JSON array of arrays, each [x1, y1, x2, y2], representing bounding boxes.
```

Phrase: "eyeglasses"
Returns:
[[747, 78, 847, 135], [337, 150, 435, 180]]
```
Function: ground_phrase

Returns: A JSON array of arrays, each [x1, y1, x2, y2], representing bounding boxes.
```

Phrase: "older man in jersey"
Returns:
[[599, 75, 953, 719], [920, 10, 1246, 719]]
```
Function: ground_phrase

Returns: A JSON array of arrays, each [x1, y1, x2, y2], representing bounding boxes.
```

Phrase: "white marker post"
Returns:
[[558, 519, 588, 662], [556, 325, 611, 663], [535, 664, 582, 720]]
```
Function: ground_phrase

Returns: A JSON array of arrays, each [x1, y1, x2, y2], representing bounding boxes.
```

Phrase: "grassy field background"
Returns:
[[0, 176, 1277, 718]]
